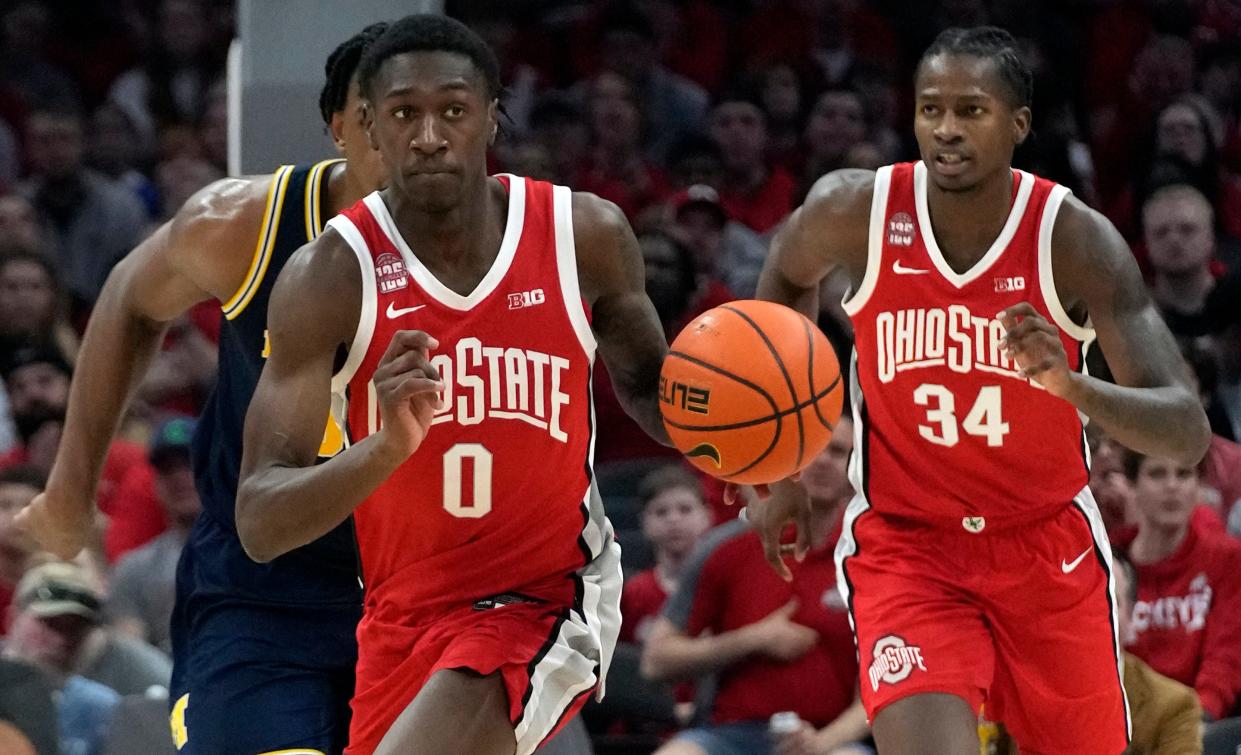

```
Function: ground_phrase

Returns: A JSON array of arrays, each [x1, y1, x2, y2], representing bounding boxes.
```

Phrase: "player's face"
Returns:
[[913, 54, 1030, 192], [365, 51, 498, 213], [334, 78, 386, 194], [642, 486, 711, 559], [1131, 457, 1198, 531]]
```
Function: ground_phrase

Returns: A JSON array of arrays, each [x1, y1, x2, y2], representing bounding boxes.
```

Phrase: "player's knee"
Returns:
[[872, 693, 979, 755]]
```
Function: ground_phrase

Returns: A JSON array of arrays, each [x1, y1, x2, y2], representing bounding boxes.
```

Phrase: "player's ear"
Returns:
[[362, 102, 379, 151], [328, 112, 347, 153], [1012, 105, 1032, 146], [488, 100, 499, 146]]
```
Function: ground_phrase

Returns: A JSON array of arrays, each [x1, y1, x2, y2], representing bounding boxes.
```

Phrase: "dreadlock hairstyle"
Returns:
[[357, 14, 501, 102], [318, 21, 391, 125], [917, 26, 1034, 110]]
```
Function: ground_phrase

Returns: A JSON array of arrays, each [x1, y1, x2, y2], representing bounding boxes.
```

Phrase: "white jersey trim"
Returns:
[[914, 162, 1034, 288], [363, 174, 526, 311], [552, 185, 598, 358], [1038, 185, 1095, 343], [841, 165, 893, 316], [325, 216, 378, 396]]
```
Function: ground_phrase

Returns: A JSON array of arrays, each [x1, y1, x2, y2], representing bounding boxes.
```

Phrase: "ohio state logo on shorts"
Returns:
[[868, 635, 927, 691]]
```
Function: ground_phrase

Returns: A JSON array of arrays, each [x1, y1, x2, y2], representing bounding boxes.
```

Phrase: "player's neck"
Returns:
[[924, 167, 1014, 267], [388, 174, 502, 264], [1153, 268, 1215, 315], [1131, 521, 1190, 564], [328, 162, 368, 216]]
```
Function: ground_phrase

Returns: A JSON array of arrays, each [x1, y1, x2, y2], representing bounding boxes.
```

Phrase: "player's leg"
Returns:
[[374, 668, 516, 755], [983, 496, 1129, 755], [836, 499, 992, 755], [871, 694, 978, 754]]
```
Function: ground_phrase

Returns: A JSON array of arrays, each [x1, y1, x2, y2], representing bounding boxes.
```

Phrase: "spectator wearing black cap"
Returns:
[[709, 93, 796, 234], [670, 184, 767, 299], [108, 418, 199, 653]]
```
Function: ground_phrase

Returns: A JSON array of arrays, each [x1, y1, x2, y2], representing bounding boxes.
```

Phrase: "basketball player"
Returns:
[[235, 15, 669, 755], [743, 27, 1211, 755], [15, 24, 389, 754]]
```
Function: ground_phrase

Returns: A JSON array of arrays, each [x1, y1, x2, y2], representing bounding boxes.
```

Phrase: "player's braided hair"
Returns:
[[318, 21, 390, 125], [357, 14, 501, 102], [918, 26, 1033, 109]]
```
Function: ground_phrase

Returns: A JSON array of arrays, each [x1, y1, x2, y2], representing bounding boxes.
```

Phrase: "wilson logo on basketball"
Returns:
[[658, 377, 710, 414], [375, 252, 408, 293], [868, 635, 927, 691]]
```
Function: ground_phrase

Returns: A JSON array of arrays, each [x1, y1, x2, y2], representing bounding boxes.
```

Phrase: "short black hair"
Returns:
[[319, 22, 390, 125], [357, 14, 501, 102], [918, 26, 1033, 109], [638, 465, 703, 510]]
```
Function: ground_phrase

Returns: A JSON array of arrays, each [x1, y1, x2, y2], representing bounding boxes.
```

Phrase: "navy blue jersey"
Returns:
[[187, 159, 361, 607]]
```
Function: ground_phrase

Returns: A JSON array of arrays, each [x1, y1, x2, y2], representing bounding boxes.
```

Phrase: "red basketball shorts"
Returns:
[[835, 488, 1130, 755], [345, 587, 616, 755]]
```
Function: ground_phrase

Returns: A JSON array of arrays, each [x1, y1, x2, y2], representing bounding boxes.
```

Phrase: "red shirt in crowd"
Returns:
[[663, 519, 856, 727], [620, 568, 669, 645], [1128, 522, 1241, 719], [717, 167, 797, 234]]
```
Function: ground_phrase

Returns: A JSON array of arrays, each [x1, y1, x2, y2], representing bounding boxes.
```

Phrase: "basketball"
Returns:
[[660, 300, 844, 485]]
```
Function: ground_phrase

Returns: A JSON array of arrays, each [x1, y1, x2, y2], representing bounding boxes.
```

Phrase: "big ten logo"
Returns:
[[261, 329, 345, 458], [887, 212, 915, 246], [507, 288, 545, 310], [993, 276, 1026, 293], [659, 376, 710, 414], [376, 252, 408, 293]]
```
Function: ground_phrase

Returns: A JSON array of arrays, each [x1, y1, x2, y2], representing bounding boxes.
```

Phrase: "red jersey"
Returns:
[[327, 176, 609, 620], [844, 162, 1093, 526], [1128, 525, 1241, 719]]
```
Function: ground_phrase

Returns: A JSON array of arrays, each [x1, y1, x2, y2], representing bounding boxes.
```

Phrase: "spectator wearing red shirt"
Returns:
[[709, 94, 797, 234], [576, 71, 670, 220], [1123, 448, 1241, 721], [620, 465, 714, 646]]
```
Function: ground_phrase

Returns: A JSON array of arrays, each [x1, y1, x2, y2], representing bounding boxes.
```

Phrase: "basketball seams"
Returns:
[[802, 316, 837, 431], [663, 373, 840, 432], [719, 305, 806, 468]]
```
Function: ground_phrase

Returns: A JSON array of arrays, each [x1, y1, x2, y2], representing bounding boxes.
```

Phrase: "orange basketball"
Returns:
[[660, 300, 843, 485]]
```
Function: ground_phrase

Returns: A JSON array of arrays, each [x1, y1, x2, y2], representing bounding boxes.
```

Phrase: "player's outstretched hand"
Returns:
[[750, 597, 819, 661], [14, 490, 93, 560], [742, 478, 813, 582], [999, 302, 1073, 397], [373, 329, 445, 460]]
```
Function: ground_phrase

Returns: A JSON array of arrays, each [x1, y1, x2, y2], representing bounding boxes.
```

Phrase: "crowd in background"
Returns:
[[1, 0, 1241, 753]]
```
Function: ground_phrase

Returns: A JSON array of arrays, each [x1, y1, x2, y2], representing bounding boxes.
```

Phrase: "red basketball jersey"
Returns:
[[844, 161, 1093, 526], [325, 175, 606, 619]]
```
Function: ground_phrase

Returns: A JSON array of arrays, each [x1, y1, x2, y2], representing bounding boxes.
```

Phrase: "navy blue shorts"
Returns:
[[169, 599, 359, 755]]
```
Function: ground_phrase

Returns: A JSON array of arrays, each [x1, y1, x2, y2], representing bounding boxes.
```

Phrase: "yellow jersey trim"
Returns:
[[255, 750, 326, 755], [304, 158, 343, 240], [222, 165, 294, 320]]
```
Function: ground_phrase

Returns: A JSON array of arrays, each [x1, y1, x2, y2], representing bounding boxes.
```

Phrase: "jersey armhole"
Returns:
[[304, 159, 343, 240], [841, 165, 893, 316], [552, 185, 598, 359], [221, 165, 294, 320], [1037, 185, 1095, 343], [326, 216, 378, 396]]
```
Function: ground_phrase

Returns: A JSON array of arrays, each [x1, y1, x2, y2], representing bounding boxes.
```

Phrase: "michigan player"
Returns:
[[743, 27, 1210, 755], [235, 15, 671, 755], [16, 24, 389, 754]]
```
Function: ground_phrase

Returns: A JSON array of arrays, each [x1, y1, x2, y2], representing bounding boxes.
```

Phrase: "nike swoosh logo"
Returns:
[[386, 303, 427, 319], [1061, 547, 1092, 574], [892, 261, 929, 275]]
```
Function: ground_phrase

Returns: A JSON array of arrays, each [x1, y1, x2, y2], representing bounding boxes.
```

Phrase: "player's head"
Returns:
[[1142, 183, 1215, 278], [913, 26, 1032, 192], [320, 21, 390, 193], [800, 412, 854, 509], [357, 14, 501, 212], [1121, 448, 1198, 532], [638, 465, 712, 561]]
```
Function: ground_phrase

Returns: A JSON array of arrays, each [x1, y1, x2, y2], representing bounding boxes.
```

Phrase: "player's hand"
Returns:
[[373, 330, 445, 460], [743, 478, 813, 581], [14, 489, 93, 560], [749, 598, 819, 661], [998, 303, 1074, 397]]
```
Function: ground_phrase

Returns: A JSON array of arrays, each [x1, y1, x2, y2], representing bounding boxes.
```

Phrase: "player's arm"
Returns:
[[235, 233, 443, 563], [1001, 198, 1211, 466], [572, 192, 671, 445], [16, 178, 267, 558]]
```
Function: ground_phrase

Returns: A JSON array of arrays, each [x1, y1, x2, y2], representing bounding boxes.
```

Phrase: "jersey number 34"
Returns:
[[913, 384, 1009, 447]]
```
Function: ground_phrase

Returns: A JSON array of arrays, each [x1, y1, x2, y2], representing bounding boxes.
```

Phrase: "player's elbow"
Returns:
[[1179, 401, 1213, 468], [235, 484, 280, 563]]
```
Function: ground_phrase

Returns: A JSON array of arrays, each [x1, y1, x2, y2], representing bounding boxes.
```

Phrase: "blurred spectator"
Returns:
[[0, 251, 80, 364], [665, 136, 725, 194], [0, 194, 45, 257], [19, 107, 148, 311], [107, 0, 223, 151], [1123, 449, 1241, 721], [595, 3, 709, 161], [620, 466, 713, 646], [842, 142, 885, 172], [0, 467, 42, 635], [0, 657, 58, 755], [1142, 184, 1220, 339], [1087, 427, 1137, 541], [197, 79, 228, 174], [801, 89, 869, 191], [1152, 97, 1241, 244], [641, 445, 865, 755], [132, 314, 217, 419], [526, 93, 590, 188], [1181, 344, 1241, 525], [153, 155, 221, 223], [0, 3, 79, 112], [577, 72, 669, 219], [1199, 45, 1241, 174], [709, 94, 797, 234], [754, 64, 806, 170], [670, 185, 766, 299], [108, 419, 199, 654], [86, 104, 158, 219]]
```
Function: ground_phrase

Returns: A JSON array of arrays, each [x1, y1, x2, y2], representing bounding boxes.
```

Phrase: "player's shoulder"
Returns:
[[1047, 191, 1133, 283], [801, 168, 877, 224], [568, 189, 629, 241]]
